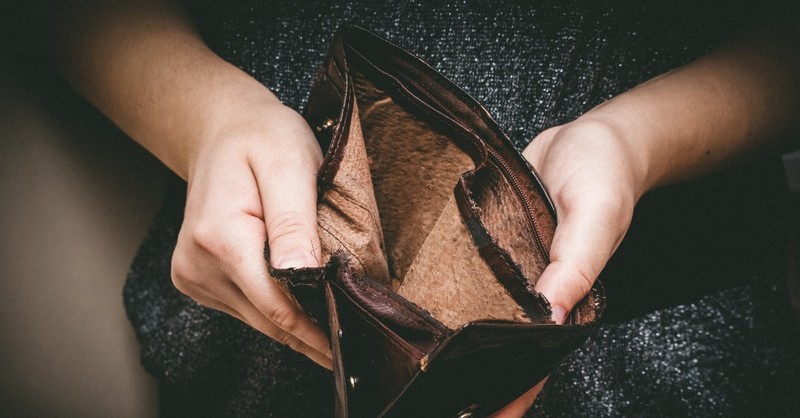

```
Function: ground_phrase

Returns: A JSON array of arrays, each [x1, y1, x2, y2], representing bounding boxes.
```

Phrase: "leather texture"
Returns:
[[272, 25, 606, 418]]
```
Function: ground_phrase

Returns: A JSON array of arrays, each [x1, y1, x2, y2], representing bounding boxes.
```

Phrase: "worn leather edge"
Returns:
[[325, 252, 606, 418], [339, 25, 557, 223], [331, 253, 448, 346], [338, 25, 564, 322], [327, 261, 429, 418], [454, 173, 554, 322], [267, 246, 330, 336], [295, 24, 609, 418], [383, 283, 605, 417], [381, 321, 598, 417]]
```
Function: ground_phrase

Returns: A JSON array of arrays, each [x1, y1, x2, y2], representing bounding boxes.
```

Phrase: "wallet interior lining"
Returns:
[[315, 65, 556, 328], [471, 167, 550, 284], [357, 87, 476, 282], [362, 88, 531, 327]]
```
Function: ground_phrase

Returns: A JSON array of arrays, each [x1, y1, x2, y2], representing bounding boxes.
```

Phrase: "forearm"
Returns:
[[570, 25, 800, 198], [40, 1, 332, 367], [56, 0, 280, 179], [523, 16, 800, 333]]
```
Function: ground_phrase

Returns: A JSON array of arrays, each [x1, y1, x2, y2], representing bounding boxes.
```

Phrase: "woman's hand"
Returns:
[[489, 119, 642, 418], [47, 0, 335, 368], [171, 101, 333, 369], [523, 120, 641, 324], [492, 17, 800, 416]]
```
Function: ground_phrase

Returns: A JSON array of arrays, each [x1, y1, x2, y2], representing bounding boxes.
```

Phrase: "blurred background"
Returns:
[[0, 47, 164, 417], [1, 38, 799, 418]]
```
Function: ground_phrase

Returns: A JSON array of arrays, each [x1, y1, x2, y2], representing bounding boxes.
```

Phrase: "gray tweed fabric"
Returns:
[[124, 0, 800, 416]]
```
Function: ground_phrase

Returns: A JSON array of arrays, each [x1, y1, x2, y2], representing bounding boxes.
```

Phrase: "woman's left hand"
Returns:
[[491, 15, 800, 414], [491, 119, 645, 417]]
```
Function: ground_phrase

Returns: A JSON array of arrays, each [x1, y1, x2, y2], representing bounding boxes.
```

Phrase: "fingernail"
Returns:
[[275, 250, 315, 269], [551, 306, 567, 325]]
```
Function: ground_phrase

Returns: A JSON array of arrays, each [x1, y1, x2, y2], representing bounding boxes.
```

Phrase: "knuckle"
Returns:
[[271, 328, 299, 350], [268, 303, 302, 334], [261, 144, 319, 174], [170, 254, 197, 293], [170, 242, 218, 295], [267, 214, 315, 247], [189, 221, 224, 254], [572, 266, 595, 298], [171, 270, 206, 301], [188, 220, 243, 262], [281, 334, 305, 354]]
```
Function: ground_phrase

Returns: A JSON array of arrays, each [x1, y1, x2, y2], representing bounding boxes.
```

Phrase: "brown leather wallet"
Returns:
[[269, 25, 605, 418]]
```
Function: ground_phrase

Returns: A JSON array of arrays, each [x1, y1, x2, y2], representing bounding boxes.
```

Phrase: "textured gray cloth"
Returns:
[[124, 0, 800, 416]]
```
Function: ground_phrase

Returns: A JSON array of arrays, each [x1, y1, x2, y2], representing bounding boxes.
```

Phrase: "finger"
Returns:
[[225, 284, 334, 370], [174, 205, 333, 365], [535, 195, 628, 324], [218, 215, 333, 364], [490, 377, 548, 418], [189, 278, 333, 369], [251, 119, 323, 269]]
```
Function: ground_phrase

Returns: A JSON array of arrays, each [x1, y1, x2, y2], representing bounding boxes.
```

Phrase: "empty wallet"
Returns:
[[269, 25, 605, 418]]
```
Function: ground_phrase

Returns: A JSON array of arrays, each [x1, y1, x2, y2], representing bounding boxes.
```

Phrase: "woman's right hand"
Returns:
[[170, 99, 333, 369], [48, 0, 334, 369]]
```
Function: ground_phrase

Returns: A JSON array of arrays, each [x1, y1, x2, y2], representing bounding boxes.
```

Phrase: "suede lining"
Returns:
[[316, 68, 554, 328]]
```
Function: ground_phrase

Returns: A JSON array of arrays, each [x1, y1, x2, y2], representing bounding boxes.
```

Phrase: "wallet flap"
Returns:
[[382, 309, 602, 418], [328, 253, 604, 418], [268, 262, 329, 335], [326, 258, 435, 418]]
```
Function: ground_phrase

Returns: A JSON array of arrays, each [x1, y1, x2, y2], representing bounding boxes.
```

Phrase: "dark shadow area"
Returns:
[[0, 38, 164, 418]]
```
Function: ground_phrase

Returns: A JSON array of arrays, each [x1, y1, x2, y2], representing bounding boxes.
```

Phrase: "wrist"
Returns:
[[179, 68, 285, 179], [184, 73, 320, 184], [545, 115, 653, 202], [573, 97, 676, 198]]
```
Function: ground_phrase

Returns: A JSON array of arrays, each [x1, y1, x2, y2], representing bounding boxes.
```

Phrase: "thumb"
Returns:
[[255, 151, 323, 269], [534, 198, 629, 324]]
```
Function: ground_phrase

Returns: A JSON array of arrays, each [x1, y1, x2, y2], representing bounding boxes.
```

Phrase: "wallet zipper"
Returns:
[[484, 147, 550, 262]]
